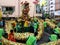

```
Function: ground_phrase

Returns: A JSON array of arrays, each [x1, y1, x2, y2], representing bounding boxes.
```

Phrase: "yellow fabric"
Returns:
[[24, 21, 29, 27], [0, 10, 2, 19]]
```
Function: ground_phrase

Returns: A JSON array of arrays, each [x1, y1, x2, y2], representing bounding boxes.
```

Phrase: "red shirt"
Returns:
[[8, 33, 16, 42]]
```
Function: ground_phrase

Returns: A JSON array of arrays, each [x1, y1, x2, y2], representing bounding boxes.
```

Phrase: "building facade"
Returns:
[[43, 0, 60, 19], [43, 0, 50, 14], [0, 0, 20, 17], [55, 0, 60, 16]]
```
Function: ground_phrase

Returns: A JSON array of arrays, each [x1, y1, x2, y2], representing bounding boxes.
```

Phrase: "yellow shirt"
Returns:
[[0, 10, 2, 19], [24, 21, 29, 27]]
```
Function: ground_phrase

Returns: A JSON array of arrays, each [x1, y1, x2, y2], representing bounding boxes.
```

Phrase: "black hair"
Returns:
[[10, 30, 13, 33], [25, 3, 29, 7]]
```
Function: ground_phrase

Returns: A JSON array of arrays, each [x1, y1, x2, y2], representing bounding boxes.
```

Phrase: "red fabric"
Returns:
[[8, 33, 16, 42]]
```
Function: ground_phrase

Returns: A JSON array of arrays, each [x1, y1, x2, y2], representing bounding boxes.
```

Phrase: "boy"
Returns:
[[8, 30, 16, 42]]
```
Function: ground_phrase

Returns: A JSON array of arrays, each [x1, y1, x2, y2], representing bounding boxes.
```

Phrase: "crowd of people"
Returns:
[[0, 17, 60, 45], [5, 17, 39, 45]]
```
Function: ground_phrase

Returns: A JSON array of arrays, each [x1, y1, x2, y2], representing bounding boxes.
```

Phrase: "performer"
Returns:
[[21, 1, 30, 20], [26, 32, 37, 45], [0, 28, 4, 45], [49, 34, 58, 41], [0, 8, 2, 20], [53, 26, 60, 38]]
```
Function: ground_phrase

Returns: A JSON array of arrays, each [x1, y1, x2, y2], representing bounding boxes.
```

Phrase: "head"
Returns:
[[10, 30, 13, 33]]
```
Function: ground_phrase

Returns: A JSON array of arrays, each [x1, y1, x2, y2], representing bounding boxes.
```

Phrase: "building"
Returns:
[[43, 0, 50, 14], [43, 0, 60, 19], [49, 0, 55, 16], [0, 0, 20, 17], [0, 0, 42, 18], [55, 0, 60, 19]]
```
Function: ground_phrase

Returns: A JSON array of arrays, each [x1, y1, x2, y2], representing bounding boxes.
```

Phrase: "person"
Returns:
[[49, 34, 58, 41], [0, 8, 2, 20], [53, 26, 60, 38], [33, 18, 39, 33], [26, 32, 37, 45], [8, 30, 16, 42], [3, 20, 5, 28], [0, 20, 3, 27], [0, 28, 4, 45]]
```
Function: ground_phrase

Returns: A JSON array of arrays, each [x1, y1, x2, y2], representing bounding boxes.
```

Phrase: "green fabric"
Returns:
[[26, 35, 36, 45], [54, 27, 60, 34], [33, 22, 39, 29], [43, 22, 47, 27], [49, 34, 58, 41], [0, 28, 4, 39]]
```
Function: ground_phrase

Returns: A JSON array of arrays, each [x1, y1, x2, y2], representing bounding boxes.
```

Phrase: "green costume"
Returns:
[[49, 34, 58, 41], [54, 27, 60, 34], [26, 35, 37, 45], [0, 28, 4, 39], [33, 22, 39, 33], [0, 28, 4, 45]]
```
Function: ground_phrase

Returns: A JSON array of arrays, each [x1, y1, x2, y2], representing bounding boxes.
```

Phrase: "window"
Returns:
[[2, 6, 15, 15], [51, 2, 53, 4], [51, 6, 53, 8], [50, 10, 53, 12]]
